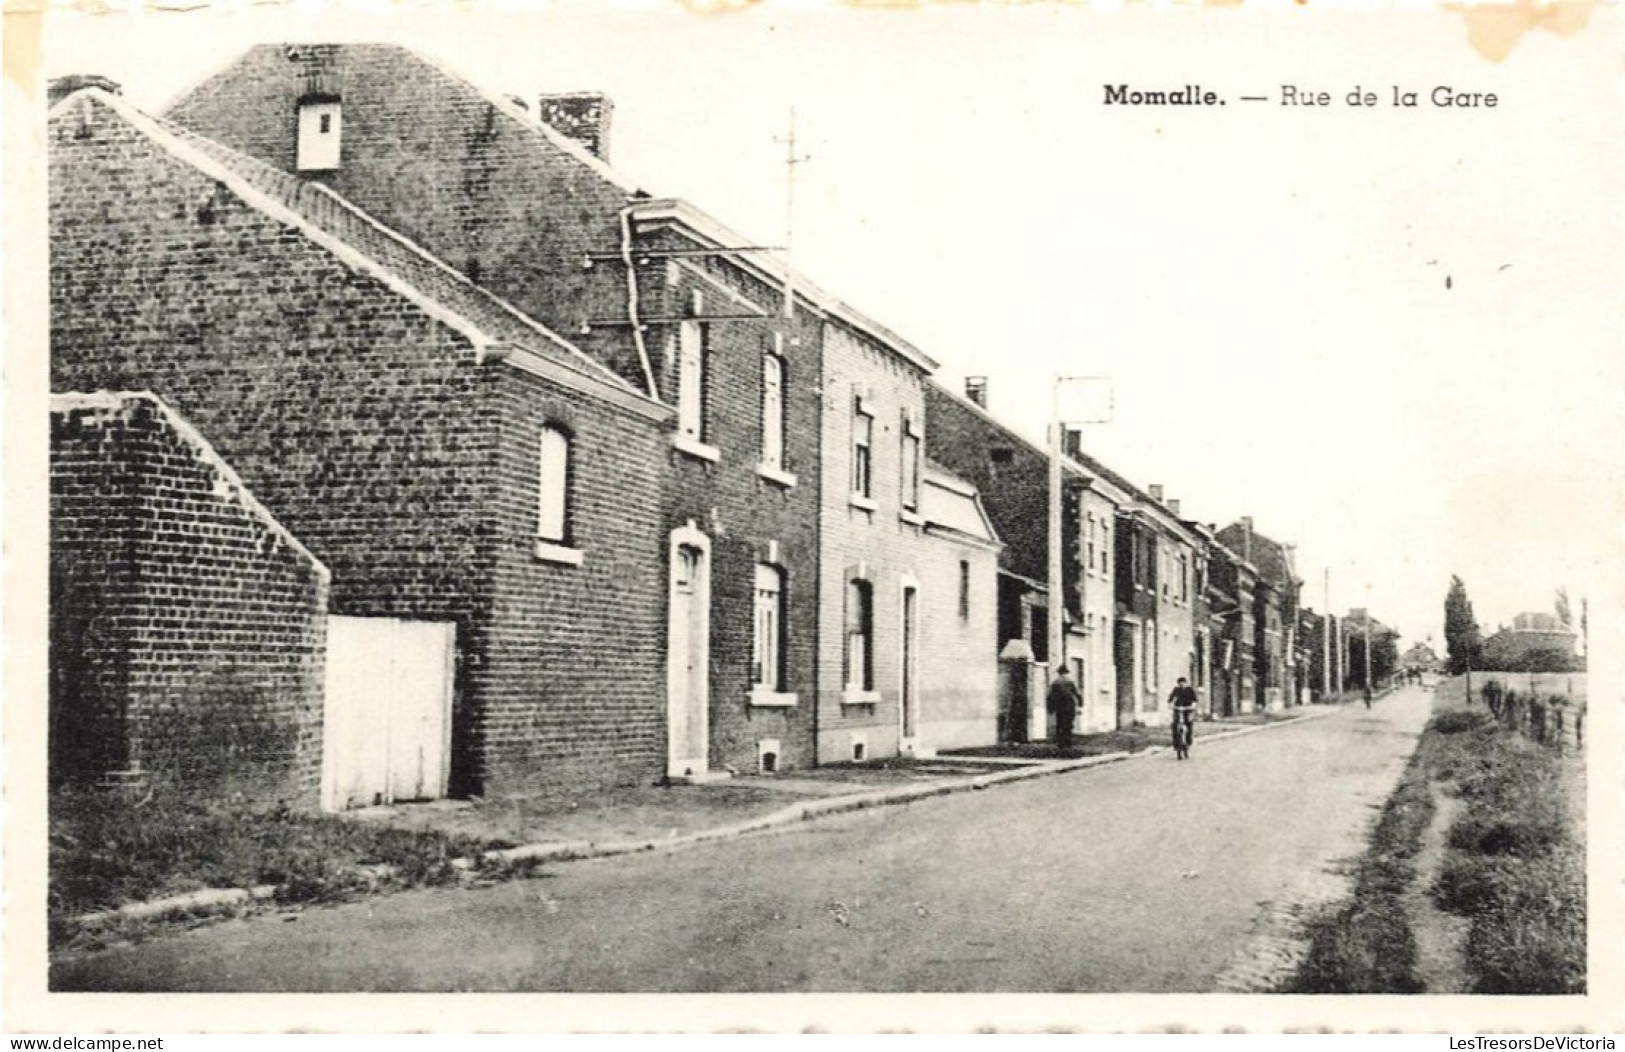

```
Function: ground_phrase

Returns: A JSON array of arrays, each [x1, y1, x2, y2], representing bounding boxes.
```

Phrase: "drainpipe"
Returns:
[[618, 205, 658, 398]]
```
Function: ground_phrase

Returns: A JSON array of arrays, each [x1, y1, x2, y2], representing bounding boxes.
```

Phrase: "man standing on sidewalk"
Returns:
[[1047, 667, 1082, 755]]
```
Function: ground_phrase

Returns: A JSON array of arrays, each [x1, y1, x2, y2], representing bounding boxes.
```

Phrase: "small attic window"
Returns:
[[297, 97, 342, 172]]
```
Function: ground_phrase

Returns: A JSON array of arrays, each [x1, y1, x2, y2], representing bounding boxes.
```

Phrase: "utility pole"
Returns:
[[1322, 567, 1331, 700], [775, 108, 810, 320], [1047, 379, 1065, 721], [1364, 614, 1373, 692]]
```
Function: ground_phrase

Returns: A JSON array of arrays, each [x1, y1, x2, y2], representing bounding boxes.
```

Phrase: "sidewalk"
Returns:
[[349, 706, 1334, 864], [62, 704, 1341, 939]]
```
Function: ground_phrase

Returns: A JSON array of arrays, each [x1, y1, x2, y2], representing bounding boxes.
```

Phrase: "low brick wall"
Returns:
[[50, 392, 330, 807]]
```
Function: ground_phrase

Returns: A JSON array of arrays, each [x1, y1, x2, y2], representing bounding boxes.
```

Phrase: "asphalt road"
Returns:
[[54, 688, 1434, 993]]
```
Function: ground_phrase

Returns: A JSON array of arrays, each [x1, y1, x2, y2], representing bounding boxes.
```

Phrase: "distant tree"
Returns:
[[1443, 576, 1483, 676], [1555, 587, 1573, 631]]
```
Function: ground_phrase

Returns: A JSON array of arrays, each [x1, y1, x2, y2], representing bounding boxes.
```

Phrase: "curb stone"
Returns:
[[63, 706, 1337, 932]]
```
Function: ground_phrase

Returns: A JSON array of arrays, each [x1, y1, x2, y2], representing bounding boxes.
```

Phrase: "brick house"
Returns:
[[165, 43, 1006, 768], [50, 87, 674, 803], [1112, 494, 1200, 728], [1207, 541, 1259, 715], [924, 379, 1131, 738], [162, 44, 830, 777], [50, 392, 329, 805], [1216, 519, 1299, 710]]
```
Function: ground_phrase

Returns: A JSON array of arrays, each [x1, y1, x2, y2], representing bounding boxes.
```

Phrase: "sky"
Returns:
[[37, 1, 1625, 648]]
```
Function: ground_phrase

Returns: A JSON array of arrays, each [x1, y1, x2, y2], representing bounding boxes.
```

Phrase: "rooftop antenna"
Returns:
[[775, 107, 811, 321]]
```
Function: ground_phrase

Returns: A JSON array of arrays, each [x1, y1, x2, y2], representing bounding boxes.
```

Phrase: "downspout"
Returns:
[[618, 204, 659, 398]]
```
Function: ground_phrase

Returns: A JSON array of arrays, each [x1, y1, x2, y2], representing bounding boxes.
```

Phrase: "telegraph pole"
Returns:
[[1047, 379, 1065, 700], [775, 108, 810, 320], [1322, 567, 1331, 699]]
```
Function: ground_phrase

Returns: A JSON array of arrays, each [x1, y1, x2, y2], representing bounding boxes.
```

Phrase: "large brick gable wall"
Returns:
[[50, 393, 329, 805]]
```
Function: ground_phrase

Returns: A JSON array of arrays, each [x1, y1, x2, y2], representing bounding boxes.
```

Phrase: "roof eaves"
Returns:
[[631, 198, 939, 374]]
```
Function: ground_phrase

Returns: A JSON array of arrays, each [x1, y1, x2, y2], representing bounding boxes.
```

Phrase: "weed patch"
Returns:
[[50, 788, 517, 946]]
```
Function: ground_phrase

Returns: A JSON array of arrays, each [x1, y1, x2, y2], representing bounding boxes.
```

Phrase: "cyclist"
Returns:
[[1169, 677, 1198, 760]]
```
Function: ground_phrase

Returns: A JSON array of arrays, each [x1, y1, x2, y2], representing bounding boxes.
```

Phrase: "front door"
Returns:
[[667, 537, 710, 778]]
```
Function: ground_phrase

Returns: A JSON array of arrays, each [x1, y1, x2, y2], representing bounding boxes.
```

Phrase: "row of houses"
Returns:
[[46, 46, 1376, 812]]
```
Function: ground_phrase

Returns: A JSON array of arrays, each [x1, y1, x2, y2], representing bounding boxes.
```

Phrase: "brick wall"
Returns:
[[50, 393, 329, 806], [647, 248, 823, 773], [50, 92, 672, 796], [164, 44, 650, 392], [166, 46, 832, 777]]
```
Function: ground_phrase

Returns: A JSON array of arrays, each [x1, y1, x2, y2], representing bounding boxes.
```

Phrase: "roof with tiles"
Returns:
[[53, 87, 661, 415]]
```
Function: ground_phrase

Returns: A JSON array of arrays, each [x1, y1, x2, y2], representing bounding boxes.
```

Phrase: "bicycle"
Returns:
[[1172, 709, 1195, 760]]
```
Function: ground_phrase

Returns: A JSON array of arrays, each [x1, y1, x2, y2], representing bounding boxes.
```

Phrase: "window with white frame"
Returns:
[[1086, 513, 1097, 571], [677, 294, 707, 442], [845, 578, 874, 692], [761, 345, 785, 470], [899, 411, 921, 511], [753, 564, 785, 691], [1101, 520, 1111, 575], [537, 425, 571, 544], [851, 399, 874, 499]]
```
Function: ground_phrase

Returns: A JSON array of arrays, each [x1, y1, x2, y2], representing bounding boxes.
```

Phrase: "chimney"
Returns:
[[1168, 499, 1181, 517], [1148, 484, 1164, 503], [964, 376, 988, 408], [1241, 516, 1254, 560], [48, 74, 121, 107], [538, 92, 614, 161], [1063, 427, 1083, 460]]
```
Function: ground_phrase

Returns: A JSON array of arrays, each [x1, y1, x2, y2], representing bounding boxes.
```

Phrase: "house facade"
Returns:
[[1216, 518, 1299, 710], [50, 87, 674, 801], [923, 380, 1130, 739], [164, 42, 1009, 770], [164, 43, 832, 777]]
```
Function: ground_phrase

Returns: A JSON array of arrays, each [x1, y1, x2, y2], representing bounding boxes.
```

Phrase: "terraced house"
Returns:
[[48, 85, 672, 804], [162, 42, 1001, 772]]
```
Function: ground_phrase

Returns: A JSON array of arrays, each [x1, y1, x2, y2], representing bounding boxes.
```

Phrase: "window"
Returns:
[[958, 560, 971, 620], [1101, 521, 1111, 575], [1179, 554, 1190, 602], [1086, 513, 1097, 571], [900, 411, 921, 511], [761, 348, 785, 470], [845, 579, 874, 692], [296, 99, 342, 172], [677, 315, 706, 442], [851, 399, 873, 499], [537, 426, 570, 543], [753, 565, 785, 691]]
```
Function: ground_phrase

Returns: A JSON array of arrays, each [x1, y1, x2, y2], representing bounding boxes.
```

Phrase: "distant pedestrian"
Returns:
[[1047, 667, 1081, 754], [1169, 677, 1198, 759]]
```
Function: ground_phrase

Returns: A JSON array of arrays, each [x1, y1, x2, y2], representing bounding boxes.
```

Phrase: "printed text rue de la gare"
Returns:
[[1105, 84, 1500, 108]]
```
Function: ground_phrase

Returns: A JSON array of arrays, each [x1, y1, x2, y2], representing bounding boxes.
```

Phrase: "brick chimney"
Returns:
[[1241, 516, 1254, 560], [48, 74, 121, 107], [964, 376, 988, 409], [1148, 484, 1164, 503], [538, 92, 614, 161], [1063, 427, 1084, 461], [1168, 499, 1181, 517]]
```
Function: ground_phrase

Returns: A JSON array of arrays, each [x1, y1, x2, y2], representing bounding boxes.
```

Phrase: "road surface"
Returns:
[[54, 688, 1434, 992]]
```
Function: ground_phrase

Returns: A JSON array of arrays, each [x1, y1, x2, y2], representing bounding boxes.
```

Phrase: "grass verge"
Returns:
[[1429, 718, 1584, 994], [1282, 685, 1584, 994], [49, 787, 517, 949]]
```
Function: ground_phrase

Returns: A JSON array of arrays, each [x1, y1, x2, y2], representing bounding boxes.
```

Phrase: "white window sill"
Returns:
[[534, 540, 585, 566], [756, 463, 798, 488], [672, 434, 721, 462], [849, 494, 878, 514], [899, 508, 923, 527], [749, 689, 799, 708], [841, 689, 882, 706]]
